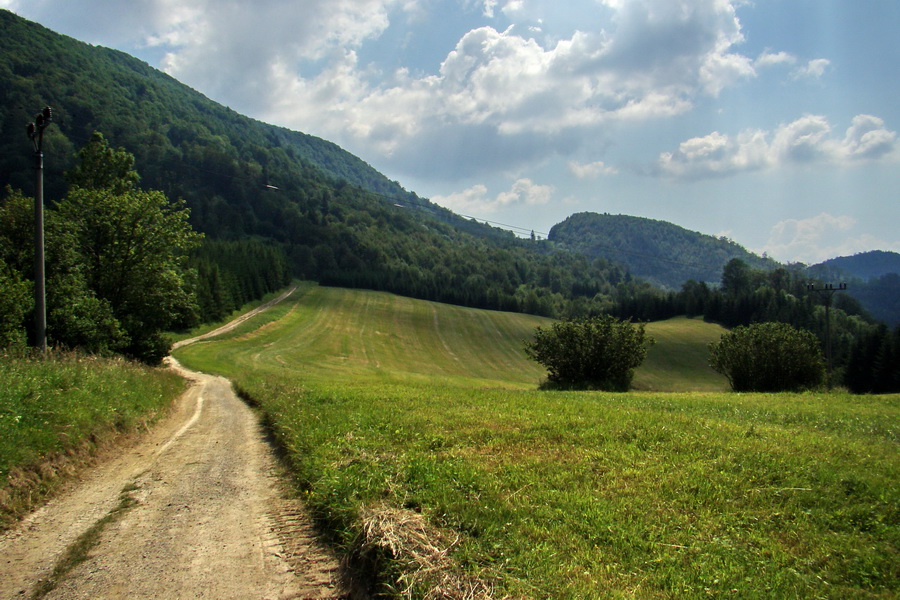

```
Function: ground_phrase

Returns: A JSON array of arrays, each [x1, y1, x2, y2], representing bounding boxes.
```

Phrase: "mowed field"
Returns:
[[180, 283, 727, 391], [175, 284, 899, 599]]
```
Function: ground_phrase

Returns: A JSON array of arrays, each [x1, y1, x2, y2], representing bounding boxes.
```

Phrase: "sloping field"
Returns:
[[638, 317, 729, 392], [183, 284, 725, 391], [175, 285, 899, 599]]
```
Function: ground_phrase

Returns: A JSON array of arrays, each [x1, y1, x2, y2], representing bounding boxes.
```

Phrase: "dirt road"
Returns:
[[0, 288, 350, 599]]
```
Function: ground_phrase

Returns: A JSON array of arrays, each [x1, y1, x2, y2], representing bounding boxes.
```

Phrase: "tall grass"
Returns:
[[0, 350, 184, 528], [175, 286, 899, 598]]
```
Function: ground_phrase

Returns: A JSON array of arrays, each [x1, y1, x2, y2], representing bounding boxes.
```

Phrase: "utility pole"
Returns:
[[806, 282, 847, 389], [26, 106, 53, 354]]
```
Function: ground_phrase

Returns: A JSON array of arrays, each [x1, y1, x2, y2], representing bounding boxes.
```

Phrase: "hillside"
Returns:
[[176, 284, 726, 392], [0, 9, 472, 233], [549, 212, 777, 289], [173, 285, 897, 599], [807, 251, 900, 327], [809, 250, 900, 281], [0, 9, 641, 320], [0, 11, 397, 202]]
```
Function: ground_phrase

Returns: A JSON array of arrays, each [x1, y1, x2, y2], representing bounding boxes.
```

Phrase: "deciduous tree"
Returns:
[[709, 322, 825, 392], [525, 315, 654, 391], [57, 133, 202, 363]]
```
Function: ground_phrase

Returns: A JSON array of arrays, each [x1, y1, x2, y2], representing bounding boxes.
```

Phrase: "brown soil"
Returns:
[[0, 287, 355, 599]]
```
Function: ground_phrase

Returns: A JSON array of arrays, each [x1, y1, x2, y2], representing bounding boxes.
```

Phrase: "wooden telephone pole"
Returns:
[[26, 107, 53, 354], [806, 282, 848, 389]]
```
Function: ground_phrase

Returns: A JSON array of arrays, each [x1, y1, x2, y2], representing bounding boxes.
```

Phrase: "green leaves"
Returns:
[[709, 322, 826, 392], [65, 132, 140, 194], [525, 315, 655, 391], [1, 133, 202, 363], [55, 185, 201, 363], [0, 257, 30, 348]]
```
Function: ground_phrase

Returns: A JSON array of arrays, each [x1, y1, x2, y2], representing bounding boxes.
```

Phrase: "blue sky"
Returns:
[[5, 0, 899, 264]]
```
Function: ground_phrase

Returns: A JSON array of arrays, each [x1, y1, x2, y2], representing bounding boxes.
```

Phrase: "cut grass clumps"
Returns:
[[175, 286, 900, 599], [0, 350, 184, 529], [357, 503, 498, 600]]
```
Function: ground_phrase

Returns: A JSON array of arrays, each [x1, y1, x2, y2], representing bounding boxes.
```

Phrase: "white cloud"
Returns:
[[754, 51, 796, 68], [761, 213, 900, 264], [842, 114, 898, 160], [659, 114, 898, 179], [569, 160, 619, 178], [501, 0, 524, 17], [135, 0, 403, 115], [5, 0, 833, 182], [432, 178, 554, 213], [770, 114, 835, 163], [431, 184, 491, 213], [791, 58, 830, 79], [497, 178, 554, 207], [259, 0, 781, 177]]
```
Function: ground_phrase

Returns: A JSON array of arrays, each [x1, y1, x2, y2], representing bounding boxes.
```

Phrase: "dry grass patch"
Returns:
[[359, 503, 505, 600]]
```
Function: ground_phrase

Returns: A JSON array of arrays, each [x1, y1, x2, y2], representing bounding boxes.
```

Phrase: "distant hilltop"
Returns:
[[548, 212, 777, 289]]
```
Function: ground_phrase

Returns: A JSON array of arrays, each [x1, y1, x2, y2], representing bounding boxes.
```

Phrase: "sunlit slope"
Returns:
[[182, 285, 548, 387], [180, 285, 727, 391], [637, 317, 729, 392]]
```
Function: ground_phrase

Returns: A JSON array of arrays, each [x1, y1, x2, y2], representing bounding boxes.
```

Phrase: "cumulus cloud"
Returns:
[[659, 114, 898, 179], [761, 213, 900, 264], [4, 0, 827, 181], [569, 160, 619, 178], [432, 178, 554, 213], [497, 178, 554, 207], [259, 0, 784, 177], [842, 114, 898, 160]]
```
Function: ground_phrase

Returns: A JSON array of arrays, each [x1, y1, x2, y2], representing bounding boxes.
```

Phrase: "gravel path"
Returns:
[[0, 289, 351, 599]]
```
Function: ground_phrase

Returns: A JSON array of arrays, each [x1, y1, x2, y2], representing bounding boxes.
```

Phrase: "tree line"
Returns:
[[610, 258, 899, 393], [0, 134, 288, 363]]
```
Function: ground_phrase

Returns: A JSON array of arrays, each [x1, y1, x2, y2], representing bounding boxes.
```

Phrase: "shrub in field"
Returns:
[[709, 321, 826, 392], [524, 315, 654, 391]]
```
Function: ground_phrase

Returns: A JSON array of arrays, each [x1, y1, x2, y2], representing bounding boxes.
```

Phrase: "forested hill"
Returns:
[[0, 10, 641, 319], [807, 251, 900, 327], [548, 212, 777, 289], [809, 251, 900, 281], [0, 9, 480, 234]]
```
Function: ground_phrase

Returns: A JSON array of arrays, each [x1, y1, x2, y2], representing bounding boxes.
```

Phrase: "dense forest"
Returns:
[[809, 250, 900, 281], [807, 251, 900, 326], [552, 213, 900, 327]]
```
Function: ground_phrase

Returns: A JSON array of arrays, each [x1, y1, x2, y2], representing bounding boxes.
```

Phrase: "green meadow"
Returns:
[[175, 284, 899, 599]]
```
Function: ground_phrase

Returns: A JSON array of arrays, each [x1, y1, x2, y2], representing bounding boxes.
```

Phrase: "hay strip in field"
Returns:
[[360, 503, 500, 600]]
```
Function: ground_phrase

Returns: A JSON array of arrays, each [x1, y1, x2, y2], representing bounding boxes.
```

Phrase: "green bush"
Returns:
[[524, 315, 654, 391], [709, 322, 826, 392], [0, 258, 30, 348]]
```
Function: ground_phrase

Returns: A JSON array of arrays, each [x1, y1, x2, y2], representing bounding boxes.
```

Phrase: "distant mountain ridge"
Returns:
[[548, 212, 777, 289], [808, 250, 900, 281], [807, 251, 900, 327]]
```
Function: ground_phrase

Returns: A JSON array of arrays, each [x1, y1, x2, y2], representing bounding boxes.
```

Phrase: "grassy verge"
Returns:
[[0, 350, 185, 529], [175, 287, 899, 599]]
